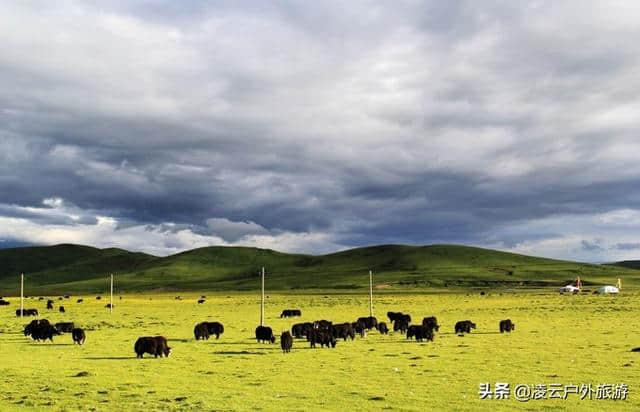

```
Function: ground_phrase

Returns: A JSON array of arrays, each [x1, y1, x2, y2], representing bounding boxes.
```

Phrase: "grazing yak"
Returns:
[[24, 320, 60, 342], [350, 321, 367, 338], [76, 299, 83, 303], [332, 323, 356, 341], [0, 299, 9, 306], [16, 308, 38, 317], [135, 336, 171, 358], [499, 319, 515, 333], [309, 329, 337, 348], [393, 318, 409, 334], [193, 322, 210, 340], [197, 299, 205, 304], [314, 320, 333, 330], [291, 322, 313, 338], [206, 321, 224, 339], [72, 328, 86, 345], [455, 320, 476, 334], [357, 316, 378, 330], [59, 306, 65, 313], [407, 325, 434, 342], [96, 296, 101, 300], [387, 312, 411, 324], [55, 322, 75, 333], [280, 309, 302, 318], [46, 300, 54, 310], [105, 304, 114, 309], [280, 331, 293, 353], [255, 326, 276, 344], [24, 319, 49, 337], [422, 316, 440, 332], [194, 321, 225, 340], [377, 322, 389, 334]]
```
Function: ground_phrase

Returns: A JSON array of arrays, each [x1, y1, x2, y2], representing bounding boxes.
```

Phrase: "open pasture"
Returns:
[[0, 291, 638, 411]]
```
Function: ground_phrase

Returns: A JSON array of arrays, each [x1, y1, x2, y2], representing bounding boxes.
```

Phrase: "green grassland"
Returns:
[[0, 291, 638, 411], [0, 244, 637, 295]]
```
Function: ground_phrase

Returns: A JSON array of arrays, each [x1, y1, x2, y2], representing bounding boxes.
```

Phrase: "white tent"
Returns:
[[559, 285, 580, 293], [597, 285, 619, 294]]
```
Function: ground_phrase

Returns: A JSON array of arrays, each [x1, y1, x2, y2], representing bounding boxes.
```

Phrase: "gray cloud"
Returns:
[[615, 243, 640, 251], [1, 1, 640, 260]]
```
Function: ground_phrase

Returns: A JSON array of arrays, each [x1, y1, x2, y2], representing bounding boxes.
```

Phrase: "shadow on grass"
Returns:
[[28, 343, 74, 346], [213, 351, 267, 355], [85, 356, 137, 360]]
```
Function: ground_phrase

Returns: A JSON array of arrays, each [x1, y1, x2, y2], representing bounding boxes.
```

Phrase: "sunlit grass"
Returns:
[[0, 291, 638, 410]]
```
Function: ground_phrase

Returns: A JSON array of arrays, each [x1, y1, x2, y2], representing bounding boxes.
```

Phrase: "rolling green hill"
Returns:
[[609, 260, 640, 270], [0, 243, 636, 294]]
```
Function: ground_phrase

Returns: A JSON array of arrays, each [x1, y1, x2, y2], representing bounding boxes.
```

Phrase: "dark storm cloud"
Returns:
[[1, 1, 640, 260]]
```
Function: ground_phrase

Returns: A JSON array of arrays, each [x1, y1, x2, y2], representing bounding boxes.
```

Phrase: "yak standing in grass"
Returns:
[[194, 322, 210, 340], [16, 308, 38, 317], [351, 321, 367, 338], [24, 320, 60, 342], [422, 316, 440, 332], [309, 329, 337, 348], [46, 300, 54, 310], [455, 320, 476, 334], [393, 318, 409, 334], [291, 322, 313, 338], [499, 319, 515, 333], [377, 322, 389, 335], [357, 316, 378, 330], [135, 336, 171, 358], [206, 321, 224, 339], [59, 306, 65, 313], [255, 326, 276, 343], [72, 328, 86, 345], [280, 309, 302, 318], [332, 323, 356, 341], [407, 325, 434, 342], [280, 331, 293, 353]]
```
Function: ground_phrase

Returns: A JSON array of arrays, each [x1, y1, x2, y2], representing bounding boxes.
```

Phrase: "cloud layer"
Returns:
[[1, 1, 640, 260]]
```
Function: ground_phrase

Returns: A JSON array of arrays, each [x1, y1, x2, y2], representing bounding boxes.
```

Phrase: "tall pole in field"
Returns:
[[369, 269, 373, 317], [20, 273, 24, 319], [110, 274, 113, 314], [260, 267, 265, 326]]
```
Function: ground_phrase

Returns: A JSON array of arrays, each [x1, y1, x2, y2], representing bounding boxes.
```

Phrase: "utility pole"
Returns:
[[369, 269, 373, 317], [20, 273, 24, 319], [110, 274, 114, 314], [260, 267, 265, 326]]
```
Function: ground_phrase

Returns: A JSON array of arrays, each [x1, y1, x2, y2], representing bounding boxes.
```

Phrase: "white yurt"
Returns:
[[597, 285, 619, 294]]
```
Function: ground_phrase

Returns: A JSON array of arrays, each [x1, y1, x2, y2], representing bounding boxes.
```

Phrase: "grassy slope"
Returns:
[[610, 260, 640, 270], [0, 244, 637, 294]]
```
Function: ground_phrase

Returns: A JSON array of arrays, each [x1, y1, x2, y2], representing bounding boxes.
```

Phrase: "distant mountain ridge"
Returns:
[[0, 243, 636, 294]]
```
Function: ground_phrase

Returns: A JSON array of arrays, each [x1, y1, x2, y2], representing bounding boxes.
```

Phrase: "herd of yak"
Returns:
[[257, 309, 516, 354], [5, 296, 516, 358]]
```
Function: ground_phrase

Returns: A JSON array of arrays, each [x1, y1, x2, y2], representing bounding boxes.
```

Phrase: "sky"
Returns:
[[1, 1, 640, 261]]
